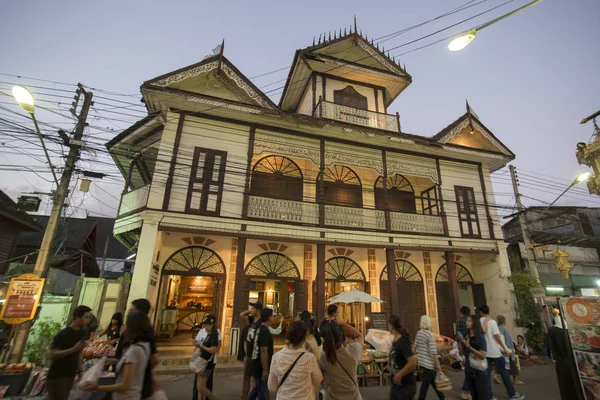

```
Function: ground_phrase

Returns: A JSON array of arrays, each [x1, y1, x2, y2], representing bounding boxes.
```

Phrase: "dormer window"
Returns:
[[334, 86, 367, 110]]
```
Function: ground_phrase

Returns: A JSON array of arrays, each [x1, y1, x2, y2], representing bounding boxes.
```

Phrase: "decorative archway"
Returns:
[[320, 165, 363, 208], [333, 86, 368, 110], [379, 260, 426, 337], [244, 252, 301, 279], [374, 174, 416, 213], [160, 246, 227, 329], [250, 155, 303, 201], [435, 263, 474, 336], [325, 257, 366, 282]]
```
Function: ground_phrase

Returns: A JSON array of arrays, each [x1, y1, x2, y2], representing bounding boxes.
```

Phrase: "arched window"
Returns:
[[251, 156, 303, 201], [325, 257, 366, 281], [435, 263, 474, 283], [380, 259, 423, 282], [374, 174, 416, 213], [321, 165, 362, 207], [163, 246, 226, 276], [245, 252, 301, 279], [334, 86, 368, 110]]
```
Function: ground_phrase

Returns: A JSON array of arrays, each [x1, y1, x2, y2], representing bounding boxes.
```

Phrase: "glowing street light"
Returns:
[[12, 86, 35, 114], [448, 0, 544, 51], [576, 171, 592, 183]]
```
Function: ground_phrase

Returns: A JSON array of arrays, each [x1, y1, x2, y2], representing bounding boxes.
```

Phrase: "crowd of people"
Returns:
[[44, 299, 549, 400]]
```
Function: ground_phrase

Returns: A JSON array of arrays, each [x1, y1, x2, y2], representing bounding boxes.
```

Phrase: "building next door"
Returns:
[[380, 259, 426, 337], [435, 263, 476, 337]]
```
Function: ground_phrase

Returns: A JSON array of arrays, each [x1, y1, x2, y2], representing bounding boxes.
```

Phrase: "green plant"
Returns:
[[508, 272, 544, 351], [24, 317, 62, 366]]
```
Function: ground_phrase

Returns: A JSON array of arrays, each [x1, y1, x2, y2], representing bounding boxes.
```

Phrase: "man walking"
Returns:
[[46, 305, 92, 400], [248, 308, 274, 400], [241, 302, 263, 399], [540, 304, 553, 359], [479, 305, 524, 400], [456, 306, 471, 400]]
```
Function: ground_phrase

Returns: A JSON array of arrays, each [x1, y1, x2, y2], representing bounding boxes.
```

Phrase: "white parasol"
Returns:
[[327, 288, 384, 304]]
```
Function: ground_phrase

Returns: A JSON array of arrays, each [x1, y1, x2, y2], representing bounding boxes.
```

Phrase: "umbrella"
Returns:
[[327, 288, 383, 304]]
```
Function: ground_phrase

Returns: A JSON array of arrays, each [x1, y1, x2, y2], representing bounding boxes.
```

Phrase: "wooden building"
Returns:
[[107, 29, 516, 351]]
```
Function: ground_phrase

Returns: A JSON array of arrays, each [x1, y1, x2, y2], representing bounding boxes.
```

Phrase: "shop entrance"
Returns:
[[323, 257, 367, 331], [156, 246, 226, 342], [380, 260, 426, 337], [241, 252, 307, 338], [435, 263, 481, 337]]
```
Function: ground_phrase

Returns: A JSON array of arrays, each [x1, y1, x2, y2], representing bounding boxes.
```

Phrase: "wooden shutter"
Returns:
[[295, 280, 309, 317], [455, 186, 481, 238], [186, 148, 227, 216], [472, 283, 487, 310]]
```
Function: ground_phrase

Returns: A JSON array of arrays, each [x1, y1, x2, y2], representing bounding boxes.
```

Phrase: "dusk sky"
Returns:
[[1, 0, 599, 220]]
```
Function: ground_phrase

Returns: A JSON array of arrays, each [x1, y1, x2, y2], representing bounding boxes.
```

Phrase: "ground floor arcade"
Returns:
[[126, 229, 514, 354]]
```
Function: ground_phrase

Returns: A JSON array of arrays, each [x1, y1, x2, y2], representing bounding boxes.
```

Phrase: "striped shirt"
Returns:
[[414, 329, 438, 370]]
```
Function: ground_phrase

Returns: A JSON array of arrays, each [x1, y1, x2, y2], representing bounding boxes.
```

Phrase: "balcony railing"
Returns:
[[390, 211, 445, 235], [248, 196, 319, 225], [247, 196, 444, 235], [118, 184, 150, 216], [314, 100, 400, 133]]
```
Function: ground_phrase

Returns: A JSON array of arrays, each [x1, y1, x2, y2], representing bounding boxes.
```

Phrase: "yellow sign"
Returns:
[[0, 274, 45, 324]]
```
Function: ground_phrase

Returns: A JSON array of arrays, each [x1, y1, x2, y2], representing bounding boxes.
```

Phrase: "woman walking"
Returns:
[[414, 315, 444, 400], [194, 315, 220, 400], [80, 311, 152, 399], [97, 312, 125, 345], [268, 321, 322, 400], [319, 320, 364, 400], [458, 316, 489, 400], [389, 315, 417, 400]]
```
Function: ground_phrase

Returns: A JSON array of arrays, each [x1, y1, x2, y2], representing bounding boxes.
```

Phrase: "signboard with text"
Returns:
[[371, 312, 388, 330], [0, 274, 45, 324]]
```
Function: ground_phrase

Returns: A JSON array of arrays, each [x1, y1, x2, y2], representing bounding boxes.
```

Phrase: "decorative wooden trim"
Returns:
[[322, 75, 326, 102], [382, 150, 391, 232], [320, 72, 387, 93], [162, 113, 185, 211], [436, 159, 449, 236], [478, 164, 495, 240], [242, 127, 256, 219]]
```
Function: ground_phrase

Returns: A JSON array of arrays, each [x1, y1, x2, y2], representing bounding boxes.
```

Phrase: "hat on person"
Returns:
[[249, 301, 263, 310], [202, 315, 216, 326]]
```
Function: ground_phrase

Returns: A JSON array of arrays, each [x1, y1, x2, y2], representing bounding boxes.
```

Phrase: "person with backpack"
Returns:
[[268, 320, 322, 400], [319, 320, 364, 400], [194, 314, 220, 400], [81, 311, 152, 400]]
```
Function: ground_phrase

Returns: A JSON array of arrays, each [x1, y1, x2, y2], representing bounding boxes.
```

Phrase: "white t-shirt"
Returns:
[[480, 317, 501, 358], [195, 328, 222, 363]]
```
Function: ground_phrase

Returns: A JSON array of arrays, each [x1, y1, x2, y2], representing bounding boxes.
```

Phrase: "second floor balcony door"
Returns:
[[321, 165, 363, 208], [374, 174, 416, 213], [251, 156, 303, 201]]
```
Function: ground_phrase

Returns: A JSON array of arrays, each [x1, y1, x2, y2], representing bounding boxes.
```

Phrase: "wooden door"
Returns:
[[295, 280, 309, 317], [472, 283, 487, 311], [436, 283, 456, 337], [399, 280, 426, 338], [380, 280, 390, 316]]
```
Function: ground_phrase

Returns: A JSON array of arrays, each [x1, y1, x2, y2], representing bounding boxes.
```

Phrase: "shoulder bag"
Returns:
[[278, 353, 304, 388], [468, 352, 488, 372], [337, 360, 359, 390], [189, 333, 215, 374]]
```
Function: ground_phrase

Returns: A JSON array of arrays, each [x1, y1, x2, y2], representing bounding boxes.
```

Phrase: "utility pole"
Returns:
[[509, 165, 544, 298], [8, 84, 93, 362]]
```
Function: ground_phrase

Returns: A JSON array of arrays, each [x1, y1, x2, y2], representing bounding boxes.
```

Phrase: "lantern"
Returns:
[[554, 249, 573, 278]]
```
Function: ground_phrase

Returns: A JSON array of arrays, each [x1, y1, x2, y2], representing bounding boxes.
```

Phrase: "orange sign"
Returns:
[[0, 274, 45, 324]]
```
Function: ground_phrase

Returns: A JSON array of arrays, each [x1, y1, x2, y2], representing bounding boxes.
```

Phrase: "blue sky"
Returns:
[[1, 0, 599, 217]]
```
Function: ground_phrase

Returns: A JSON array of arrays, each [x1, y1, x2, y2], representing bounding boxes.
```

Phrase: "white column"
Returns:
[[127, 213, 162, 308]]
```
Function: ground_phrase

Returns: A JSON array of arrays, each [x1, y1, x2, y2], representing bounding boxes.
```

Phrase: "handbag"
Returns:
[[189, 348, 213, 374], [469, 354, 488, 372], [278, 353, 304, 388]]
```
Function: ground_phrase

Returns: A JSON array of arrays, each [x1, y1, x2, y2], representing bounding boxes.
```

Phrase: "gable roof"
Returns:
[[432, 112, 515, 157], [0, 190, 42, 231], [142, 55, 278, 111]]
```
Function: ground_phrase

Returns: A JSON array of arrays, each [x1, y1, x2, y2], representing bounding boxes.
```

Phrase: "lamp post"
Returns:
[[448, 0, 544, 51], [11, 86, 59, 186]]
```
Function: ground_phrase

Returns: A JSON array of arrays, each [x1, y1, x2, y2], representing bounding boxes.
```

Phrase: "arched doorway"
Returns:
[[380, 260, 426, 337], [159, 246, 227, 334], [435, 263, 474, 336], [250, 155, 303, 201], [324, 257, 367, 330], [374, 174, 416, 213], [242, 252, 307, 321]]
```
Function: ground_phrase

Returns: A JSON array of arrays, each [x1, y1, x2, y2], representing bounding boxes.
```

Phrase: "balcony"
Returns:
[[247, 195, 444, 235], [118, 184, 150, 217], [314, 100, 400, 133]]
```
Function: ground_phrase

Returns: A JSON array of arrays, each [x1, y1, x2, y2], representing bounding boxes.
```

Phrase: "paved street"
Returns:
[[157, 362, 560, 399]]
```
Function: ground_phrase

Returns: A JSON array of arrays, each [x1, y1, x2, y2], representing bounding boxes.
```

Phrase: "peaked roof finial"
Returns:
[[466, 99, 474, 133], [354, 15, 358, 34], [328, 31, 331, 41], [344, 27, 347, 35], [217, 39, 225, 77], [318, 33, 322, 44], [334, 30, 337, 39], [339, 28, 342, 37], [313, 36, 315, 45], [365, 33, 368, 41]]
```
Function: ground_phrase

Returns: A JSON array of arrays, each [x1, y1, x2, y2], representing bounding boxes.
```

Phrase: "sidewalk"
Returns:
[[157, 362, 561, 399]]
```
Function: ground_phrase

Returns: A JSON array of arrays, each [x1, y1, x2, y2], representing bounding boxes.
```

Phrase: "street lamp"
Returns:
[[448, 0, 544, 51], [11, 86, 59, 185]]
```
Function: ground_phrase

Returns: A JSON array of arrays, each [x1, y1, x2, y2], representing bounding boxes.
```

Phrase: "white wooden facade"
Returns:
[[107, 31, 516, 352]]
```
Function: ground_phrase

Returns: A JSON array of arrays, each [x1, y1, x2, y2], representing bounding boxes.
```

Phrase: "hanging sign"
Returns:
[[371, 312, 388, 330], [0, 274, 45, 324]]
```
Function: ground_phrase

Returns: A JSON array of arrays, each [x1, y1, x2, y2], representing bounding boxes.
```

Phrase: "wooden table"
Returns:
[[357, 355, 388, 387]]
